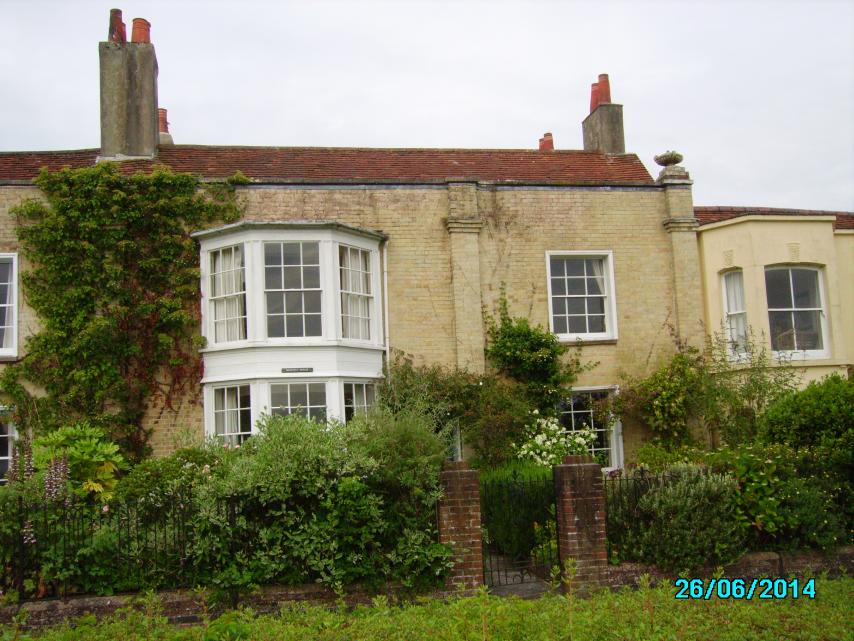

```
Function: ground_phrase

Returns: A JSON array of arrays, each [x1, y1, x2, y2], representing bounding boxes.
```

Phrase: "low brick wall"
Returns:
[[605, 545, 854, 590]]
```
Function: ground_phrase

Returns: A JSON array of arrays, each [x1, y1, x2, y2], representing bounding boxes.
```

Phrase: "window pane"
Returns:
[[290, 385, 308, 408], [553, 316, 567, 334], [566, 298, 585, 315], [282, 243, 301, 265], [565, 259, 584, 276], [271, 385, 288, 408], [344, 383, 354, 405], [286, 315, 303, 336], [285, 292, 303, 313], [568, 317, 586, 333], [305, 314, 322, 336], [552, 297, 566, 315], [588, 315, 606, 333], [283, 267, 301, 289], [0, 263, 10, 284], [587, 297, 605, 315], [550, 258, 565, 276], [551, 278, 566, 296], [794, 310, 823, 350], [769, 311, 794, 350], [267, 292, 284, 315], [267, 315, 285, 337], [765, 269, 792, 309], [304, 266, 320, 289], [566, 279, 585, 295], [304, 291, 321, 314], [264, 242, 281, 266], [308, 383, 325, 406], [303, 242, 319, 265], [265, 267, 282, 290], [791, 269, 820, 308], [586, 278, 602, 295]]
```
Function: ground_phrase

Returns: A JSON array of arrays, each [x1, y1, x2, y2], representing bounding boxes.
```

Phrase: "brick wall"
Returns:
[[553, 454, 608, 590], [437, 461, 484, 592]]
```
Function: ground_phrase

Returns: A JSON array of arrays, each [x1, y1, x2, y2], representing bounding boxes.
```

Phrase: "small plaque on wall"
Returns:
[[281, 367, 313, 373]]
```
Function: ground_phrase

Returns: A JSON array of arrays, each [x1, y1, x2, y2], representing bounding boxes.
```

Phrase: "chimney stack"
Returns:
[[158, 108, 173, 145], [582, 73, 625, 155], [538, 132, 554, 151], [99, 9, 159, 159]]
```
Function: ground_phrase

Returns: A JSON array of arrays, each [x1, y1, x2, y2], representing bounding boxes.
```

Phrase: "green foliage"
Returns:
[[480, 462, 554, 559], [113, 444, 222, 505], [704, 443, 849, 550], [32, 423, 126, 500], [190, 412, 450, 599], [514, 412, 595, 467], [759, 373, 854, 449], [485, 294, 591, 412], [606, 465, 746, 572], [618, 330, 799, 446], [18, 577, 854, 641], [2, 164, 242, 461], [378, 352, 534, 466], [633, 440, 705, 473]]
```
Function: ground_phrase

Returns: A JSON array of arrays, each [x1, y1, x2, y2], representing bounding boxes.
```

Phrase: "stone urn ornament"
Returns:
[[654, 150, 683, 167]]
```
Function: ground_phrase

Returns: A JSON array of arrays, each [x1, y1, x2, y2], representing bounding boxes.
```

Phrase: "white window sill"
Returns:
[[200, 339, 385, 354], [772, 349, 830, 362], [555, 335, 617, 345]]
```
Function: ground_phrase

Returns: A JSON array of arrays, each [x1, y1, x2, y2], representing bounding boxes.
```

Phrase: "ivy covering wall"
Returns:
[[1, 164, 244, 461]]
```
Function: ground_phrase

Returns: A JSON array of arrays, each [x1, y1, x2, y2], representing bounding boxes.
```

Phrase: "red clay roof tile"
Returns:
[[0, 145, 654, 185], [695, 206, 854, 230]]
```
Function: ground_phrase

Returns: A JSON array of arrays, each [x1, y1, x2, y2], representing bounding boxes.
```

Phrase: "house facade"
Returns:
[[0, 11, 851, 473]]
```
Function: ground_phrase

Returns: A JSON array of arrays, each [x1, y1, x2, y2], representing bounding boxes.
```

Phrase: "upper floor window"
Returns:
[[0, 255, 17, 359], [547, 251, 618, 341], [210, 246, 246, 343], [723, 270, 747, 354], [340, 245, 372, 340], [265, 242, 322, 338], [764, 266, 827, 355]]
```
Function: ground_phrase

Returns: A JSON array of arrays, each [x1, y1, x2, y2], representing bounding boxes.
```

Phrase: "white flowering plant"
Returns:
[[514, 411, 596, 467]]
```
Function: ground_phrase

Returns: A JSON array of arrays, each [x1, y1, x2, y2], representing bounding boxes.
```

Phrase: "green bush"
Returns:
[[633, 440, 705, 472], [759, 374, 854, 449], [607, 465, 745, 571], [191, 412, 451, 599], [480, 462, 554, 559]]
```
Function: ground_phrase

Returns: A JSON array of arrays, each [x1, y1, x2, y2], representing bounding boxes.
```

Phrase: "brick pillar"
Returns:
[[437, 461, 484, 592], [553, 455, 608, 591]]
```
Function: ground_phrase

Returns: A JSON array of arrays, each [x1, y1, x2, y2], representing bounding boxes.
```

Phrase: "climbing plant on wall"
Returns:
[[1, 163, 245, 462]]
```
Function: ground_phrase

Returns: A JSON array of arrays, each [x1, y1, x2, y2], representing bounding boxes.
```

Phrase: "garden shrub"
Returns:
[[633, 440, 705, 472], [759, 373, 854, 449], [191, 412, 451, 599], [607, 465, 745, 572], [480, 462, 554, 559]]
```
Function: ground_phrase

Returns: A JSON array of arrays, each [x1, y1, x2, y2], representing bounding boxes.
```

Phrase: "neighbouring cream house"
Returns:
[[0, 11, 851, 475]]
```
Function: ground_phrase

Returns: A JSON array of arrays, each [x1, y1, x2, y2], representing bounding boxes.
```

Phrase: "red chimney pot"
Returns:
[[131, 18, 151, 44], [158, 108, 169, 134], [590, 83, 600, 113], [538, 132, 554, 151], [108, 8, 126, 43], [598, 73, 612, 104]]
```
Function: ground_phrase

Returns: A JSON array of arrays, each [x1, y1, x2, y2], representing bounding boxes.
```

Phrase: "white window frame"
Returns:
[[211, 383, 253, 446], [546, 250, 618, 342], [269, 381, 327, 421], [208, 244, 247, 344], [0, 254, 18, 360], [339, 245, 374, 341], [721, 269, 748, 358], [559, 385, 623, 470], [0, 414, 15, 484], [343, 381, 376, 422], [764, 265, 829, 360], [263, 240, 323, 339]]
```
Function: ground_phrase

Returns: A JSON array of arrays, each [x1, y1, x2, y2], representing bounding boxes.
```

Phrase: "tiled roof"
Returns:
[[695, 206, 854, 231], [0, 145, 654, 185]]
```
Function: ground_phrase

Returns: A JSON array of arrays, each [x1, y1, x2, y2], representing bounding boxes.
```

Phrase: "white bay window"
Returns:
[[194, 222, 385, 439]]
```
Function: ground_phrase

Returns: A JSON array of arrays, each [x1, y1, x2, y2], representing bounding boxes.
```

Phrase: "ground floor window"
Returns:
[[0, 420, 13, 483], [558, 387, 622, 468], [343, 382, 375, 421], [271, 382, 327, 421], [213, 384, 252, 446]]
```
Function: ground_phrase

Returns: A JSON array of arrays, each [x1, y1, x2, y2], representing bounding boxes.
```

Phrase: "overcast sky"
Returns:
[[2, 0, 852, 210]]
